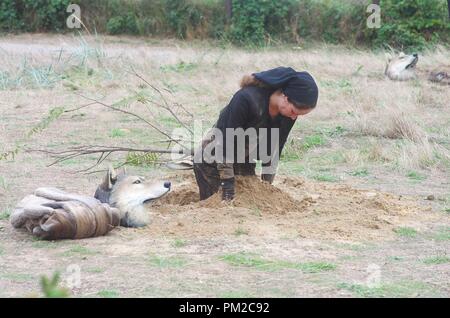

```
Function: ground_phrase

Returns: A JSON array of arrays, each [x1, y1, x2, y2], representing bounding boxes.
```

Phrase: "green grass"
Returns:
[[31, 241, 59, 249], [171, 239, 187, 248], [219, 252, 336, 273], [60, 245, 98, 257], [40, 272, 71, 298], [281, 162, 305, 174], [349, 168, 369, 177], [280, 149, 301, 161], [311, 173, 339, 182], [406, 171, 426, 181], [0, 209, 11, 220], [160, 61, 198, 73], [337, 281, 436, 298], [316, 125, 346, 138], [110, 128, 127, 138], [306, 151, 346, 167], [281, 137, 303, 161], [302, 134, 326, 150], [97, 289, 119, 298], [431, 227, 450, 241], [234, 227, 249, 236], [250, 207, 262, 217], [157, 115, 182, 128], [321, 79, 352, 90], [0, 176, 9, 191], [394, 227, 418, 238], [148, 254, 188, 268], [422, 256, 450, 265]]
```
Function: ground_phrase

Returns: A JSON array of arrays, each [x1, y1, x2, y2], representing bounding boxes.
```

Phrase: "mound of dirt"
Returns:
[[145, 175, 437, 241], [199, 176, 310, 213]]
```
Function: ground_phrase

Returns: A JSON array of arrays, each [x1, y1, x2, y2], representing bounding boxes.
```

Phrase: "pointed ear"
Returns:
[[384, 52, 392, 62], [100, 165, 117, 190]]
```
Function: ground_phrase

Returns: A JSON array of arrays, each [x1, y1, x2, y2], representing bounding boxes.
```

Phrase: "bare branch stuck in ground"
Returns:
[[28, 71, 197, 172]]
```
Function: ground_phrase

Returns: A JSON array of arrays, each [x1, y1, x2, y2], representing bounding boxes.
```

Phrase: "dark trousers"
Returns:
[[193, 162, 256, 200]]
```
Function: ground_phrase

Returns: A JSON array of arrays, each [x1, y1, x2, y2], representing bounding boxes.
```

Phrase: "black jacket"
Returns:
[[202, 85, 296, 180]]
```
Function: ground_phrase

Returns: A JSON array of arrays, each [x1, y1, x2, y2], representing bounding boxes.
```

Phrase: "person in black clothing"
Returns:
[[193, 67, 319, 201]]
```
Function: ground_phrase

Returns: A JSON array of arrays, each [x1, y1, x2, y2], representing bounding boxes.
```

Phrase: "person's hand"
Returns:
[[221, 177, 235, 201], [261, 174, 275, 184]]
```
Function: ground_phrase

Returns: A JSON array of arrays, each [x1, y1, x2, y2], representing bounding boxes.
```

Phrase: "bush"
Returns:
[[375, 0, 450, 50], [106, 14, 138, 35], [0, 0, 71, 32], [0, 0, 24, 31], [1, 0, 449, 50], [295, 0, 371, 45], [229, 0, 296, 45]]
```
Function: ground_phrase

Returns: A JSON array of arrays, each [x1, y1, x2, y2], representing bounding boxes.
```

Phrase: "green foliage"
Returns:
[[171, 239, 187, 248], [110, 128, 127, 138], [97, 289, 119, 298], [229, 0, 295, 45], [407, 171, 426, 181], [1, 0, 448, 50], [40, 272, 70, 298], [60, 245, 98, 257], [106, 13, 138, 35], [126, 152, 160, 167], [166, 0, 202, 38], [160, 61, 198, 73], [422, 256, 450, 265], [0, 209, 11, 220], [148, 254, 188, 268], [24, 0, 71, 31], [312, 173, 339, 182], [375, 0, 450, 50], [0, 0, 24, 31], [0, 0, 71, 32], [0, 146, 20, 161], [349, 168, 369, 177], [165, 0, 225, 39], [220, 252, 336, 273], [302, 134, 326, 150], [234, 227, 249, 236], [394, 227, 418, 238], [296, 0, 370, 45], [432, 226, 450, 241]]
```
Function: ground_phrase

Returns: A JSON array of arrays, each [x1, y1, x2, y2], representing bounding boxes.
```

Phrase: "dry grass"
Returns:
[[0, 33, 449, 177], [1, 34, 449, 298]]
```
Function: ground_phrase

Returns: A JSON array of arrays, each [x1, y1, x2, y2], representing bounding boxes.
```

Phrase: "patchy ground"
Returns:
[[154, 175, 437, 241], [0, 34, 449, 297]]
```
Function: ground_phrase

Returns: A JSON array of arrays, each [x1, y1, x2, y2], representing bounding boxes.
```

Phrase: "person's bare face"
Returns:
[[277, 93, 313, 120]]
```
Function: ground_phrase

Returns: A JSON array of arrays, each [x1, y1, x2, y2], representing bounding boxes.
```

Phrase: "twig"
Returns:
[[64, 102, 97, 113], [74, 92, 191, 152], [131, 67, 193, 130]]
